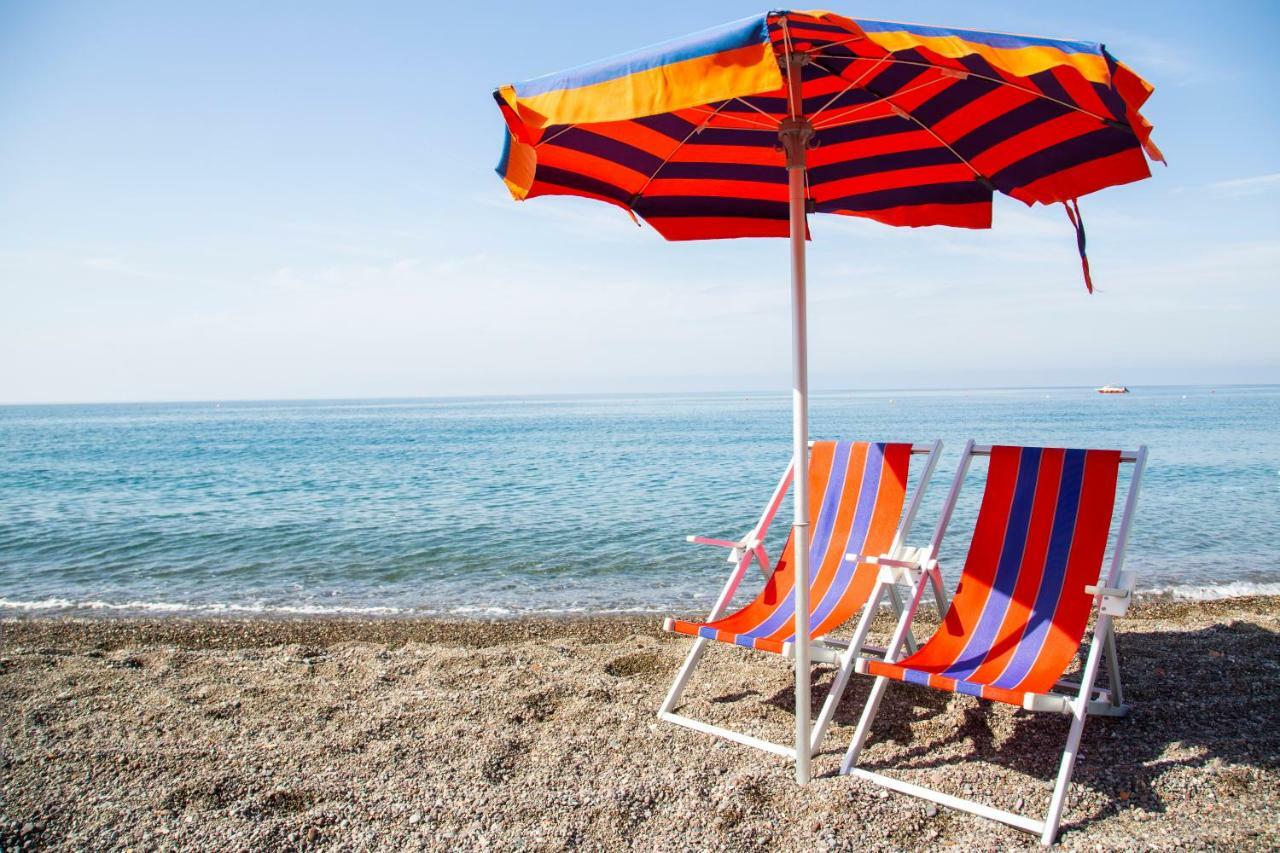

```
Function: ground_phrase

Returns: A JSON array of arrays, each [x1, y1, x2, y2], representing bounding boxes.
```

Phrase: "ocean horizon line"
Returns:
[[2, 381, 1277, 410]]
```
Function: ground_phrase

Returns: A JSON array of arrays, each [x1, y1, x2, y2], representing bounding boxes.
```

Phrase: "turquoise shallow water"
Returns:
[[1, 386, 1278, 617]]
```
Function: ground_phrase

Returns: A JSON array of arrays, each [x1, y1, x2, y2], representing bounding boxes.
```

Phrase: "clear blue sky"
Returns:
[[1, 1, 1276, 403]]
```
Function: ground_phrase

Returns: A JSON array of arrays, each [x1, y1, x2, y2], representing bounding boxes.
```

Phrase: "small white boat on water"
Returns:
[[1097, 384, 1130, 394]]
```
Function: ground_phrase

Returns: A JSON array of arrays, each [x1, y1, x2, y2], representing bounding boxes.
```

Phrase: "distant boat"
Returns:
[[1097, 384, 1130, 394]]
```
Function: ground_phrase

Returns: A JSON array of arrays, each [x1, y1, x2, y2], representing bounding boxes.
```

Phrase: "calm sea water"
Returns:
[[1, 386, 1278, 617]]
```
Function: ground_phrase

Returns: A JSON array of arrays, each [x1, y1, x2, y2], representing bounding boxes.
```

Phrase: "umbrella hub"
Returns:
[[778, 118, 814, 170]]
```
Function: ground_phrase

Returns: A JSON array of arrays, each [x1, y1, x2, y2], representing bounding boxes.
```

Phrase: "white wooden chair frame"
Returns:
[[658, 440, 944, 762], [840, 441, 1148, 846]]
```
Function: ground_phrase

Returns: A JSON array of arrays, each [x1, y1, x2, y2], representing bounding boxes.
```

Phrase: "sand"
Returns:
[[2, 596, 1277, 851]]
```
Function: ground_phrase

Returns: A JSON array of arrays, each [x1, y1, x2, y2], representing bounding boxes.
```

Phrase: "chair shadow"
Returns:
[[764, 668, 953, 750], [767, 621, 1279, 837], [710, 689, 760, 704]]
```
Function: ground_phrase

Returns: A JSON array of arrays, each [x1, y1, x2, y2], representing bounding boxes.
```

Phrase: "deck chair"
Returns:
[[659, 439, 944, 762], [840, 441, 1148, 846]]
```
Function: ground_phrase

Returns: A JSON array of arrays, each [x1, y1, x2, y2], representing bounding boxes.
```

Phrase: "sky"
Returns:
[[1, 1, 1277, 403]]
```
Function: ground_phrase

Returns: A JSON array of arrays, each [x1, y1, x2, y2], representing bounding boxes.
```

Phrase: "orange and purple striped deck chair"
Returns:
[[659, 439, 943, 760], [841, 441, 1148, 846]]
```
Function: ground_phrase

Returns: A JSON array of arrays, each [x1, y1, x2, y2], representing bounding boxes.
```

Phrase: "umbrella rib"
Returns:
[[809, 53, 892, 121], [884, 100, 990, 184], [630, 103, 732, 206], [779, 17, 802, 120], [689, 106, 778, 131], [800, 33, 866, 55], [808, 112, 891, 133], [807, 59, 991, 184], [780, 16, 796, 67], [809, 72, 952, 130], [734, 97, 783, 127], [535, 126, 575, 149], [809, 52, 1121, 129]]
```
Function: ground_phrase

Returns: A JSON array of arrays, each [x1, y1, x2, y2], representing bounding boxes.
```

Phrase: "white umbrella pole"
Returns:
[[781, 111, 814, 785]]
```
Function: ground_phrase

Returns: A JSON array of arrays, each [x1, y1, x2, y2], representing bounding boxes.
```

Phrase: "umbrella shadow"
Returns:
[[816, 620, 1279, 837]]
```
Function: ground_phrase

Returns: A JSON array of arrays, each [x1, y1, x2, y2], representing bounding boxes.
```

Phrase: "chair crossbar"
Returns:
[[1023, 693, 1130, 716], [819, 638, 890, 656], [809, 441, 938, 455], [658, 711, 797, 759], [970, 444, 1143, 463], [781, 641, 839, 664], [846, 768, 1045, 835]]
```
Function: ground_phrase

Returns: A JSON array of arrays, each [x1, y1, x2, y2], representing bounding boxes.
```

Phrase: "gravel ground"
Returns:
[[1, 595, 1276, 851]]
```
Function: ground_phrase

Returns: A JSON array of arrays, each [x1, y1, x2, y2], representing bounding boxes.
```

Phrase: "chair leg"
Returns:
[[1040, 699, 1091, 845], [809, 583, 889, 753], [660, 636, 710, 715], [841, 561, 935, 772], [886, 584, 919, 656], [662, 632, 819, 759], [927, 564, 949, 616], [841, 675, 891, 773], [1103, 629, 1125, 708]]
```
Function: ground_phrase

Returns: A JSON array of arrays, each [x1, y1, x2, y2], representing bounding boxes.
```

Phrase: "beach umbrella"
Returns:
[[492, 10, 1160, 783]]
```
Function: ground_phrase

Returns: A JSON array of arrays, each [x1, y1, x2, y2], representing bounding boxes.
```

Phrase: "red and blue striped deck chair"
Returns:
[[841, 441, 1148, 846], [659, 439, 944, 762]]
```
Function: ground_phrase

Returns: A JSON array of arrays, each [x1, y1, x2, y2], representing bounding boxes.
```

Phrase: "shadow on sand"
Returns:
[[760, 620, 1278, 836]]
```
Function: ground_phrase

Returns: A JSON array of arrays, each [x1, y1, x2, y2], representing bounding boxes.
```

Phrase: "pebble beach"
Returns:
[[2, 596, 1277, 851]]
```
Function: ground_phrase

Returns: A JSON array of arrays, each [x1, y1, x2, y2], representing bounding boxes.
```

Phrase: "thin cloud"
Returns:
[[1208, 173, 1280, 198], [80, 255, 224, 287], [1109, 34, 1228, 87]]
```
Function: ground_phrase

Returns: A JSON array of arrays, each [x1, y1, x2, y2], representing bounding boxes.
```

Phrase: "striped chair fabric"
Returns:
[[668, 440, 912, 654], [863, 445, 1122, 707]]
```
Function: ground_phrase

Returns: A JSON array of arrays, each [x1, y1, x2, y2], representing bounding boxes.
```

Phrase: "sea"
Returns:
[[1, 385, 1278, 618]]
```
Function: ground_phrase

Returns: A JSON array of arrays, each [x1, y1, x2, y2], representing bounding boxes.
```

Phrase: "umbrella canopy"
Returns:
[[491, 9, 1159, 785], [495, 11, 1160, 243]]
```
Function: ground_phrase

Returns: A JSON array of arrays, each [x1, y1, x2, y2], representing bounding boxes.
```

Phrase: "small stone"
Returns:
[[409, 812, 422, 824], [925, 803, 938, 818]]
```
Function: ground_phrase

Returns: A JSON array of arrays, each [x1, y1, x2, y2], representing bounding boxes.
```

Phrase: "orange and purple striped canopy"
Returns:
[[494, 10, 1160, 241]]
